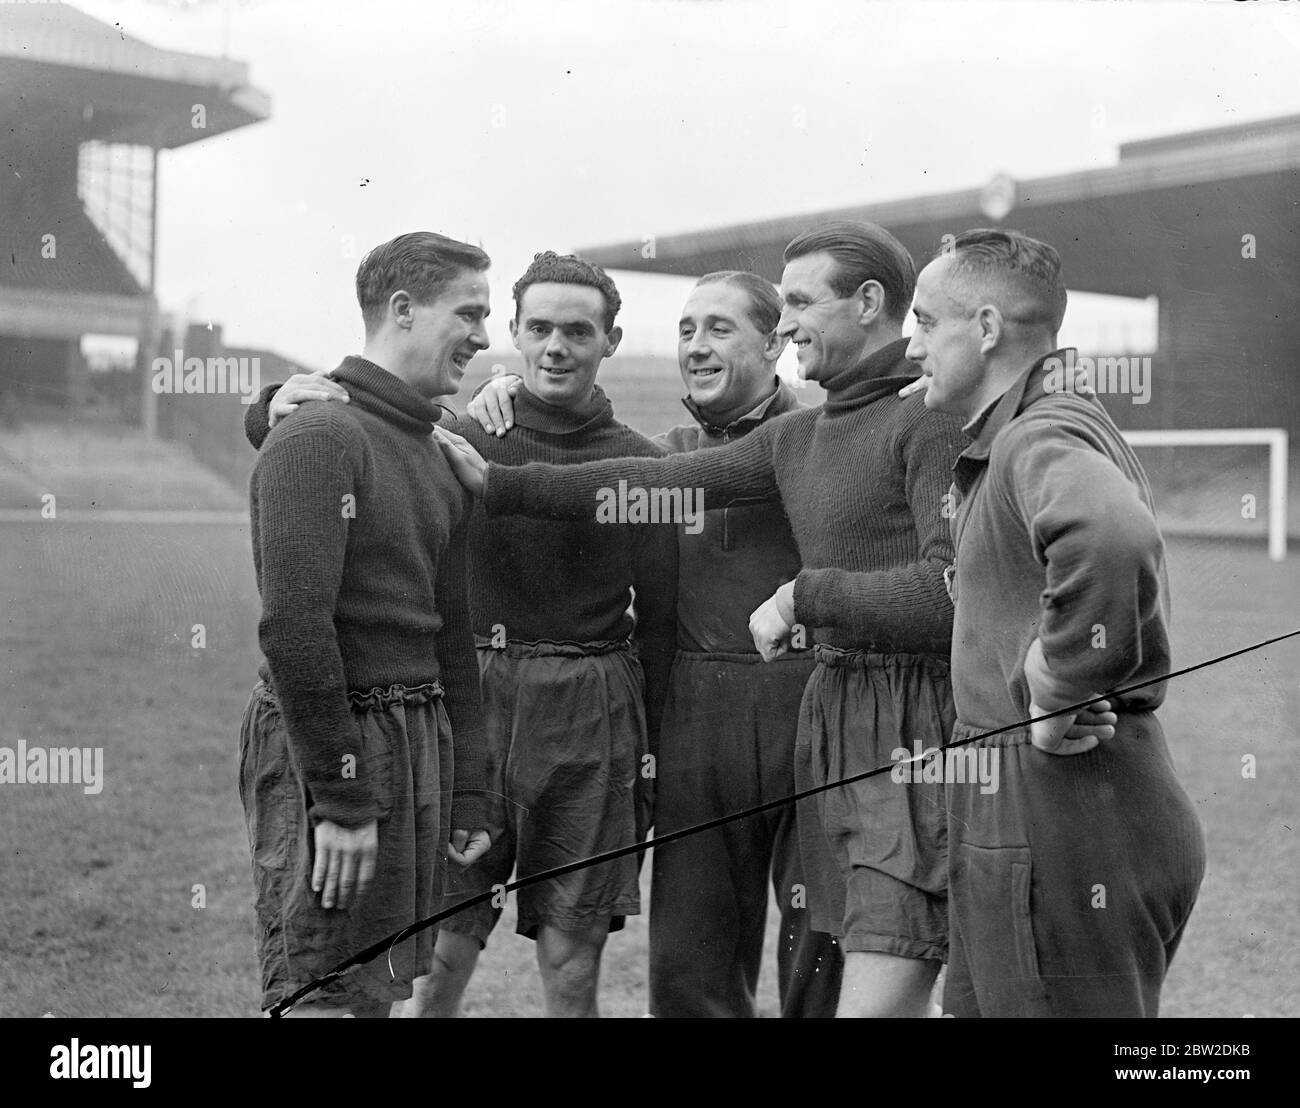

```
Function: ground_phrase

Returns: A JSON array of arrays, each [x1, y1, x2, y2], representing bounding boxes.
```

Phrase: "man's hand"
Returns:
[[1024, 635, 1118, 755], [1029, 704, 1083, 755], [311, 818, 378, 909], [1030, 702, 1113, 755], [269, 369, 350, 428], [748, 582, 797, 662], [1068, 700, 1117, 739], [432, 426, 489, 497], [466, 374, 522, 436], [448, 828, 492, 866]]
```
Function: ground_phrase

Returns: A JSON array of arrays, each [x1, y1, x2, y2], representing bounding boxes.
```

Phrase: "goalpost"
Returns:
[[1122, 428, 1289, 561]]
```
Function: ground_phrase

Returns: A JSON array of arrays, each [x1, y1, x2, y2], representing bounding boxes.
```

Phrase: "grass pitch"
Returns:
[[0, 521, 1295, 1017]]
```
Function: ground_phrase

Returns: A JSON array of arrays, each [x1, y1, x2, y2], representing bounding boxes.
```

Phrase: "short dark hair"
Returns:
[[512, 251, 622, 333], [694, 270, 781, 335], [783, 220, 916, 322], [355, 231, 490, 333], [941, 228, 1067, 332]]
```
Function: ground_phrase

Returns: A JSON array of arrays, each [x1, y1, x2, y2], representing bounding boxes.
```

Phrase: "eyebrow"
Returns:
[[679, 313, 740, 328], [523, 316, 595, 330]]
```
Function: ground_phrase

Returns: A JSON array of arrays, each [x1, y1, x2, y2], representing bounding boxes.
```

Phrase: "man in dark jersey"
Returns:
[[241, 231, 493, 1017], [250, 252, 677, 1018], [468, 270, 845, 1017]]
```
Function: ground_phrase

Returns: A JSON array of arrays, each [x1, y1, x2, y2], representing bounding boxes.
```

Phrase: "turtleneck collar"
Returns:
[[818, 338, 920, 414], [681, 377, 801, 437], [509, 381, 615, 436], [332, 356, 445, 434]]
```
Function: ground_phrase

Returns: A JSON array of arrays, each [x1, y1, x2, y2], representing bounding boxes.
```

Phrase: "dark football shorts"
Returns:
[[439, 638, 650, 943], [796, 646, 954, 961], [238, 678, 452, 1011]]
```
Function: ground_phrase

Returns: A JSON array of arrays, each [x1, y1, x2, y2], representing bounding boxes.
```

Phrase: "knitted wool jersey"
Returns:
[[249, 356, 485, 830], [449, 383, 678, 739]]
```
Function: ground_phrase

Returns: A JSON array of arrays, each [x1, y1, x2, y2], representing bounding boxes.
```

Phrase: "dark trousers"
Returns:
[[944, 710, 1206, 1017], [649, 651, 843, 1018]]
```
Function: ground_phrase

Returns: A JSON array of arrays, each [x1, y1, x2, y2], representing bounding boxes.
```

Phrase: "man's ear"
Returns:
[[976, 305, 1003, 355], [763, 328, 789, 363], [603, 325, 623, 359], [854, 280, 887, 328], [509, 315, 521, 351], [389, 289, 414, 329]]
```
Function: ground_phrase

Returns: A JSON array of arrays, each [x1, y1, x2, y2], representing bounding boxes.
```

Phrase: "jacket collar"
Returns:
[[953, 347, 1085, 492], [681, 377, 801, 437]]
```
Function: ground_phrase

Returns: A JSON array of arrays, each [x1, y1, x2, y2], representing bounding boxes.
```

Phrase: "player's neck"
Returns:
[[964, 343, 1058, 420], [854, 325, 903, 367], [359, 338, 452, 398]]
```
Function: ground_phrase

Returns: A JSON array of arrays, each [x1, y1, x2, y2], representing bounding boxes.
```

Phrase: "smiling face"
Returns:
[[906, 256, 985, 416], [404, 268, 491, 398], [511, 282, 618, 408], [677, 281, 778, 417], [776, 252, 873, 383]]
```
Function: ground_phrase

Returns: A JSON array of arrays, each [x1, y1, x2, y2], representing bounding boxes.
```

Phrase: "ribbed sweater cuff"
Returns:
[[450, 791, 488, 832], [792, 568, 830, 632], [308, 782, 386, 829]]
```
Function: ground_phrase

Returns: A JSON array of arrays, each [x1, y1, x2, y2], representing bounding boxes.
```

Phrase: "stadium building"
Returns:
[[578, 115, 1300, 557], [0, 2, 296, 494]]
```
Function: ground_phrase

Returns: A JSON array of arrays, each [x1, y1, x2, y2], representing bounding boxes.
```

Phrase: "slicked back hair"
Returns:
[[694, 270, 782, 336], [941, 228, 1068, 333], [512, 251, 622, 333], [783, 220, 917, 322], [355, 231, 490, 333]]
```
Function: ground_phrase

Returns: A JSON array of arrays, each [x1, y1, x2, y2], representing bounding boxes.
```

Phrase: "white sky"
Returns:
[[66, 0, 1300, 370]]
